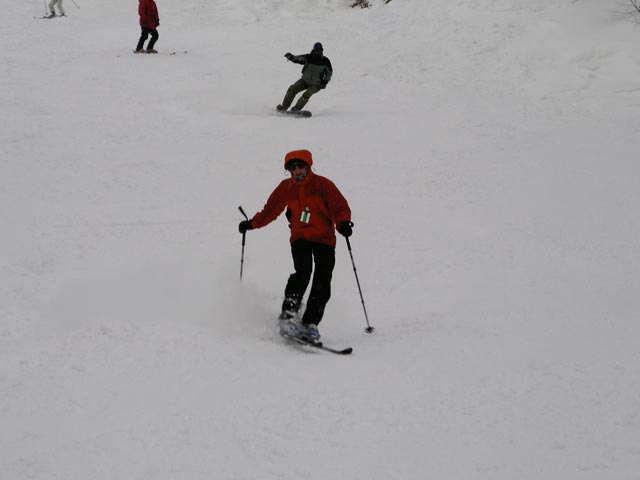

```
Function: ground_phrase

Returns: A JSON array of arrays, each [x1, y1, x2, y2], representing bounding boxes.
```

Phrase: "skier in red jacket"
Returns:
[[135, 0, 160, 54], [239, 149, 353, 343]]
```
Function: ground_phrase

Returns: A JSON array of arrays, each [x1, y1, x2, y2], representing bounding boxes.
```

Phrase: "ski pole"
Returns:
[[71, 0, 80, 9], [345, 237, 375, 334], [238, 206, 249, 280]]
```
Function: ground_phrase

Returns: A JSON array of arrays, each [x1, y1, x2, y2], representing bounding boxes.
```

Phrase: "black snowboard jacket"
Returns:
[[289, 53, 333, 87]]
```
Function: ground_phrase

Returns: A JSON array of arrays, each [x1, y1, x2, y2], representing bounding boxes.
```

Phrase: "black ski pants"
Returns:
[[282, 239, 335, 326], [136, 27, 159, 51]]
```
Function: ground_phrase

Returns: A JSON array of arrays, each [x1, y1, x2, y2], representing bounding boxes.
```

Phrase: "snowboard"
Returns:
[[276, 109, 312, 118]]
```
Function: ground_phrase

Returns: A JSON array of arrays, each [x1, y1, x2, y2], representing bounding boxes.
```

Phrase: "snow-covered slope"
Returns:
[[2, 1, 639, 479]]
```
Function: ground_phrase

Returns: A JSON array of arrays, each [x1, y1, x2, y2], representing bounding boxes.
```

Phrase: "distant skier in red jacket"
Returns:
[[135, 0, 160, 54], [238, 149, 353, 343]]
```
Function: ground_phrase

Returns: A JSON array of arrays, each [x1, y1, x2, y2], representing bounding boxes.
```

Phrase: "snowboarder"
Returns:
[[47, 0, 65, 17], [238, 149, 353, 343], [135, 0, 160, 54], [276, 43, 333, 113]]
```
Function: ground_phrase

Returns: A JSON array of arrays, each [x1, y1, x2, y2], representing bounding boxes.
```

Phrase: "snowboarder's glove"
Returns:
[[285, 52, 294, 60], [337, 221, 353, 238], [239, 220, 253, 234], [320, 80, 328, 89], [156, 20, 160, 27]]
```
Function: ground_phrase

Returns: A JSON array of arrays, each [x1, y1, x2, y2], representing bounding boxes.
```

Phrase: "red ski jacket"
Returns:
[[251, 170, 351, 247], [139, 0, 159, 29]]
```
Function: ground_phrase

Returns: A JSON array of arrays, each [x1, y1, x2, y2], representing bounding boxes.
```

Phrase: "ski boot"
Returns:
[[279, 318, 302, 339], [296, 324, 321, 343]]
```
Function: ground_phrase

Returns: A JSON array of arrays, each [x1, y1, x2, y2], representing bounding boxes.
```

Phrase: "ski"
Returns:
[[289, 336, 353, 355], [132, 50, 188, 55], [278, 319, 352, 354]]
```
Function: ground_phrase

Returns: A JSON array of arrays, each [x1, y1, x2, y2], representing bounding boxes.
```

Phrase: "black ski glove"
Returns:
[[320, 81, 327, 89], [285, 52, 294, 60], [337, 220, 353, 238], [239, 220, 253, 234]]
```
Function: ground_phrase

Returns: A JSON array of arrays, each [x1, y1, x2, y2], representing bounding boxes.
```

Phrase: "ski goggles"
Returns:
[[287, 161, 308, 171]]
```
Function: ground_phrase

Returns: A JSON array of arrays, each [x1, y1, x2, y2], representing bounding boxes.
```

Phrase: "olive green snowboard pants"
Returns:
[[281, 79, 322, 110]]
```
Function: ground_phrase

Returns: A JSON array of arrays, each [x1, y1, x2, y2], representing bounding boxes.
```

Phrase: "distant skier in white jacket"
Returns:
[[48, 0, 65, 17]]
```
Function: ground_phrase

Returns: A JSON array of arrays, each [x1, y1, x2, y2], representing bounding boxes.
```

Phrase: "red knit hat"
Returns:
[[284, 149, 313, 169]]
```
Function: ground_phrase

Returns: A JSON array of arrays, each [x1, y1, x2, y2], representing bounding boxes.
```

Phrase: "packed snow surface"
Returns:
[[2, 0, 640, 479]]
